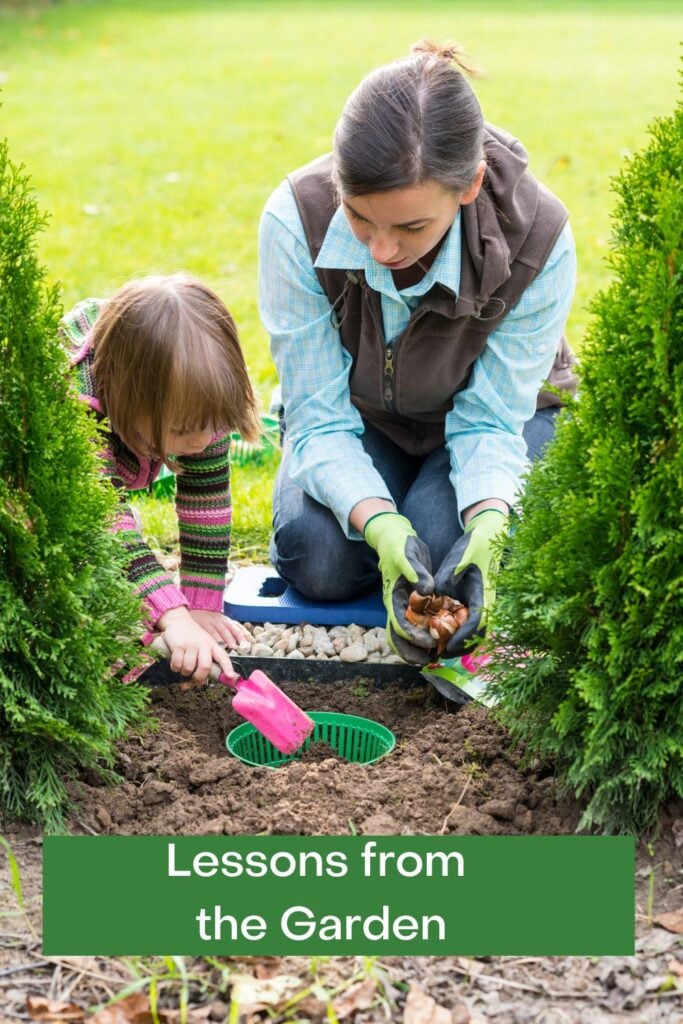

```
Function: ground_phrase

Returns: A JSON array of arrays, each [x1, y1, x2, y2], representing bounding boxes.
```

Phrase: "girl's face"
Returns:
[[165, 427, 215, 458], [341, 169, 485, 271], [131, 421, 215, 459]]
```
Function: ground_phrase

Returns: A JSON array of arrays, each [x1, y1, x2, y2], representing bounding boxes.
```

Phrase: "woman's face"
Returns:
[[341, 180, 463, 271]]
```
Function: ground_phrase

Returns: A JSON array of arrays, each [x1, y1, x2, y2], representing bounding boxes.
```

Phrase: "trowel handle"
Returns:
[[149, 635, 238, 687]]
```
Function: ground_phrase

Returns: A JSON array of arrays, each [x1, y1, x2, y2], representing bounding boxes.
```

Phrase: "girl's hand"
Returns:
[[188, 609, 245, 649], [156, 607, 238, 687]]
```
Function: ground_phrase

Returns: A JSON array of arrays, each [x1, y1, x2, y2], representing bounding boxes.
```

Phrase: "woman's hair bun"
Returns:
[[409, 38, 481, 76]]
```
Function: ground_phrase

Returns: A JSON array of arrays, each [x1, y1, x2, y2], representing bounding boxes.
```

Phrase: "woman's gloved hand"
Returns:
[[433, 509, 509, 658], [364, 512, 435, 665]]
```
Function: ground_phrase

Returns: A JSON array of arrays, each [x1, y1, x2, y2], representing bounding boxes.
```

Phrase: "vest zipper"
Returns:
[[383, 346, 395, 411], [381, 306, 432, 414]]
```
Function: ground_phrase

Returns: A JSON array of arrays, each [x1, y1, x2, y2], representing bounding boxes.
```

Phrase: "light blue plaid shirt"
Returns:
[[259, 179, 576, 538]]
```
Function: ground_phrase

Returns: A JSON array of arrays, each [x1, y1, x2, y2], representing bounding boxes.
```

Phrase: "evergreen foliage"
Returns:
[[0, 142, 149, 831], [488, 93, 683, 835]]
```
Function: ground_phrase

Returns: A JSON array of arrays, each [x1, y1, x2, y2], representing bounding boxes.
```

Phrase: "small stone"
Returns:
[[286, 633, 299, 654], [95, 806, 112, 830], [313, 628, 335, 656], [273, 638, 289, 651], [236, 640, 252, 655], [443, 805, 499, 835], [513, 809, 534, 831], [363, 633, 384, 654], [141, 779, 175, 806], [366, 652, 381, 663], [252, 625, 265, 637], [209, 1001, 230, 1022], [383, 655, 404, 664], [251, 643, 274, 657], [286, 649, 305, 659], [480, 799, 517, 821], [348, 623, 363, 639], [360, 812, 398, 835], [332, 636, 347, 654], [328, 626, 349, 639], [259, 630, 281, 646], [339, 643, 368, 663], [189, 763, 233, 785]]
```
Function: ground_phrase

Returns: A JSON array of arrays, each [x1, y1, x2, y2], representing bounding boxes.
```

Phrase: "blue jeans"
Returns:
[[270, 409, 559, 600]]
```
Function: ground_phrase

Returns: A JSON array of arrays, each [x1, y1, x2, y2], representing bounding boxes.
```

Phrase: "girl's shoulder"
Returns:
[[59, 297, 107, 365], [60, 298, 107, 412]]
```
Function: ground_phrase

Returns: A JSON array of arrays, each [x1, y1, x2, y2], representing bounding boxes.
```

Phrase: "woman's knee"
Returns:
[[271, 514, 377, 600]]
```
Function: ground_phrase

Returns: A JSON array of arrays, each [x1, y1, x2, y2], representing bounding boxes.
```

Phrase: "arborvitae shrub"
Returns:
[[0, 143, 149, 831], [488, 94, 682, 835]]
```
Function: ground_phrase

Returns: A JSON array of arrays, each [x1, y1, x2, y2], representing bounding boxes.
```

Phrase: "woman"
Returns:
[[258, 41, 577, 666]]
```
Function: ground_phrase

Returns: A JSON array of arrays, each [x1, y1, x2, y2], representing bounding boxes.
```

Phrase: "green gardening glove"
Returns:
[[433, 509, 509, 658], [364, 512, 435, 666]]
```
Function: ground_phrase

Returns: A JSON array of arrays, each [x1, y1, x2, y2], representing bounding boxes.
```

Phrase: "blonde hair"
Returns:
[[91, 273, 260, 461]]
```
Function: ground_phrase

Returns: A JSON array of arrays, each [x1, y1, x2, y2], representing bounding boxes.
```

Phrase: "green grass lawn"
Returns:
[[1, 0, 680, 556]]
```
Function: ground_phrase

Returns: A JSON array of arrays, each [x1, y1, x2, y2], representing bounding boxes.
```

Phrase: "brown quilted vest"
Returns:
[[288, 125, 578, 456]]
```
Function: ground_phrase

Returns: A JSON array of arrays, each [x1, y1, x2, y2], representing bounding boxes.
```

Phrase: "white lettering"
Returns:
[[270, 851, 297, 877], [167, 842, 191, 877], [281, 905, 316, 940], [193, 851, 219, 877], [244, 851, 268, 877], [325, 851, 348, 877], [195, 906, 267, 941], [361, 843, 465, 878], [279, 905, 446, 942]]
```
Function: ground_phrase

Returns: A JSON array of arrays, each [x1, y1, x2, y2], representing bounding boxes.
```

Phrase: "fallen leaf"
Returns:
[[332, 977, 377, 1019], [27, 997, 84, 1022], [667, 959, 683, 978], [157, 1008, 212, 1023], [455, 957, 485, 978], [89, 993, 152, 1024], [295, 995, 329, 1017], [228, 973, 304, 1008], [654, 910, 683, 934], [403, 985, 453, 1024], [253, 958, 283, 979]]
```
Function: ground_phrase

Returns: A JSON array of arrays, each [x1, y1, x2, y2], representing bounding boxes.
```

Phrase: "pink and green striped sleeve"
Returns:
[[174, 434, 232, 612]]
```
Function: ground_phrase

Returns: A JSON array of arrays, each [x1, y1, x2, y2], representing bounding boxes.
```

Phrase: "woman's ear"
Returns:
[[460, 160, 487, 205]]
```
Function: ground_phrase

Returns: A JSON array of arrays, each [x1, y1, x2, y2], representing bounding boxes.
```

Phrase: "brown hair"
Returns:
[[333, 39, 484, 197], [91, 273, 260, 462]]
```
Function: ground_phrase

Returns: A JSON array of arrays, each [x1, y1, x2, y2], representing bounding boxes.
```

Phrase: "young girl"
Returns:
[[60, 273, 260, 684]]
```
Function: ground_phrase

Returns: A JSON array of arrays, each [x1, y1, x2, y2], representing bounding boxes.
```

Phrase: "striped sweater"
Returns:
[[60, 298, 232, 626]]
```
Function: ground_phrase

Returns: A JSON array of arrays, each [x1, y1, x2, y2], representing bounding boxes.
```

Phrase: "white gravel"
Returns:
[[234, 622, 405, 664]]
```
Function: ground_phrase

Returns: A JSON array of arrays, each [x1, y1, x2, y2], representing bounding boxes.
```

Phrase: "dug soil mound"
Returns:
[[4, 678, 680, 1024], [69, 678, 582, 837]]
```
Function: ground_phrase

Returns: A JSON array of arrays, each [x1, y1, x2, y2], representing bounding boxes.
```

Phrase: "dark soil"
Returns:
[[68, 678, 582, 837], [3, 677, 681, 1024]]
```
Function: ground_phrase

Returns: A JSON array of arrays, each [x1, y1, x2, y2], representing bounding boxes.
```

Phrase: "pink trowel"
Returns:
[[150, 636, 314, 754]]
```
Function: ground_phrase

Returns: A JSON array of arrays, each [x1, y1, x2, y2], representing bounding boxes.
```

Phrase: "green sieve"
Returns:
[[226, 711, 395, 768]]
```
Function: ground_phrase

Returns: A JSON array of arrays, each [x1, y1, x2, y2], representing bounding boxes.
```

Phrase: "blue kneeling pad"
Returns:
[[224, 565, 385, 627]]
